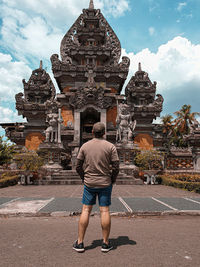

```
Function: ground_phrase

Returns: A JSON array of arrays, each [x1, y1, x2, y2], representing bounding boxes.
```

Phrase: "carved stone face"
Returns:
[[84, 86, 97, 99]]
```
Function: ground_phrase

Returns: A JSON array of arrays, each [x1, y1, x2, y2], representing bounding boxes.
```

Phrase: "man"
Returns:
[[73, 122, 119, 253]]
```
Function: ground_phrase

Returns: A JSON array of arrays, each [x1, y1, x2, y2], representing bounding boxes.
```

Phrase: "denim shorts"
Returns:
[[82, 184, 113, 207]]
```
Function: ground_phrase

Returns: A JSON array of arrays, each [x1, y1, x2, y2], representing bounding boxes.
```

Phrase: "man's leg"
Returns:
[[99, 206, 111, 244], [78, 204, 93, 244]]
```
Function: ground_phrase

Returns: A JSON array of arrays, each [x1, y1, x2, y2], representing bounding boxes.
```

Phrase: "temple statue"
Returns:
[[116, 102, 136, 143], [45, 113, 59, 143]]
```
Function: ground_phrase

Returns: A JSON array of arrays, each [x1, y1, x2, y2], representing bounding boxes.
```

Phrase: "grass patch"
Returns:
[[158, 174, 200, 194]]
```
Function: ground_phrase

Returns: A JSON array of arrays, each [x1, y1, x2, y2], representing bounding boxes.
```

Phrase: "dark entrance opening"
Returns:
[[80, 108, 100, 145]]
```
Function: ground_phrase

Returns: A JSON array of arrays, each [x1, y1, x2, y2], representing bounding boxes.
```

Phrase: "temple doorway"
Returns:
[[80, 107, 100, 145]]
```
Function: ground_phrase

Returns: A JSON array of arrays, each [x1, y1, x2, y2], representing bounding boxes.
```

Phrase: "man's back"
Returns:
[[77, 138, 119, 188]]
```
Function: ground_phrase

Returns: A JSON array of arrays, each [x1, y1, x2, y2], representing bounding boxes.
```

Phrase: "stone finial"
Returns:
[[138, 62, 142, 71], [39, 60, 43, 69], [89, 0, 94, 9]]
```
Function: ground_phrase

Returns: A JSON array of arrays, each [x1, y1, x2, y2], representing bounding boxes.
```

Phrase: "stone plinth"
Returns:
[[192, 148, 200, 171], [39, 142, 64, 172]]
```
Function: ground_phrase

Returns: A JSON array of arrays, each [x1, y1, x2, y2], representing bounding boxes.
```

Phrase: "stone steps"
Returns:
[[36, 170, 143, 185]]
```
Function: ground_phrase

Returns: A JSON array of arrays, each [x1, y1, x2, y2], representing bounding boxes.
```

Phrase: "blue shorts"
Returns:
[[82, 184, 113, 207]]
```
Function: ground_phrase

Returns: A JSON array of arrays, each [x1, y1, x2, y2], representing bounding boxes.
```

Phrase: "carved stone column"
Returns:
[[100, 109, 107, 132], [74, 111, 80, 145], [192, 148, 200, 171]]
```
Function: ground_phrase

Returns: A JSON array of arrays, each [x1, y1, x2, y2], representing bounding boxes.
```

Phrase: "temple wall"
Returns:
[[110, 87, 117, 93], [61, 106, 74, 127], [134, 133, 153, 150], [25, 133, 45, 151], [107, 106, 117, 127], [63, 86, 71, 93]]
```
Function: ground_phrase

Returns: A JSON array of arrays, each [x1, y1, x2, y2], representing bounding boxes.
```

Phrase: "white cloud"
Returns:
[[122, 36, 200, 114], [0, 0, 130, 63], [0, 106, 25, 124], [0, 52, 32, 101], [1, 5, 62, 63], [148, 27, 155, 36], [177, 2, 187, 12], [0, 105, 26, 137]]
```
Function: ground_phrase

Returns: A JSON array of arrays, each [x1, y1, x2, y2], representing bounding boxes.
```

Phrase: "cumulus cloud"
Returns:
[[0, 105, 26, 137], [1, 5, 62, 63], [122, 36, 200, 115], [177, 2, 187, 12], [0, 0, 130, 63], [0, 52, 32, 101], [0, 106, 25, 124]]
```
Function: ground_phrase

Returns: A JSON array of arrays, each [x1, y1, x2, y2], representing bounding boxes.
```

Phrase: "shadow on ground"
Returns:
[[85, 236, 136, 251]]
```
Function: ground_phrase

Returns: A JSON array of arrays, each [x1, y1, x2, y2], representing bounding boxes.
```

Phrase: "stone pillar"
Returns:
[[74, 111, 80, 145], [57, 108, 62, 144], [192, 148, 200, 171], [101, 109, 107, 131]]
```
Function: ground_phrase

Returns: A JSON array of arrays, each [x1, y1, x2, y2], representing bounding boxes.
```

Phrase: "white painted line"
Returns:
[[37, 198, 55, 212], [118, 197, 133, 213], [0, 197, 22, 207], [184, 198, 200, 205], [152, 197, 178, 211]]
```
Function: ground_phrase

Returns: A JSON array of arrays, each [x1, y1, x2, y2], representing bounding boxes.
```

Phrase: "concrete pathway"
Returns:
[[0, 216, 199, 267]]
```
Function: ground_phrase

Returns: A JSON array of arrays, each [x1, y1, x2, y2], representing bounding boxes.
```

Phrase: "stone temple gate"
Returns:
[[1, 1, 165, 173]]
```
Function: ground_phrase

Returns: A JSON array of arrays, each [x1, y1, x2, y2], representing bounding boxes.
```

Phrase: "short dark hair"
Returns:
[[92, 122, 105, 138]]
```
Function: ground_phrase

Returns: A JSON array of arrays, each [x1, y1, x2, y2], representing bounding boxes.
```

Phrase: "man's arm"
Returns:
[[111, 160, 119, 184], [76, 159, 84, 182]]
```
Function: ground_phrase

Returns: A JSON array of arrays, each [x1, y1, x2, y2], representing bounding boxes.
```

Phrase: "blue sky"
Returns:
[[0, 0, 200, 137]]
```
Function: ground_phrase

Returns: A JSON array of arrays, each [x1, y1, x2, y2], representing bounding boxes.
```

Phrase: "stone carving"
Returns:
[[119, 56, 130, 70], [116, 102, 136, 143], [45, 113, 59, 143], [89, 0, 94, 9], [60, 6, 121, 65], [125, 63, 157, 105], [22, 61, 56, 104], [189, 117, 200, 133], [50, 54, 62, 70], [44, 100, 62, 144], [69, 70, 112, 109], [152, 94, 164, 111], [15, 92, 24, 103]]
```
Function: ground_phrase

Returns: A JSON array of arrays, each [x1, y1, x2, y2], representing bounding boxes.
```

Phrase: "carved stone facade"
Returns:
[[1, 1, 166, 169]]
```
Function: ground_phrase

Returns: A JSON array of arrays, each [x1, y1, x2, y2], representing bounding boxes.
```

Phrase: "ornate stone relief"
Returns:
[[69, 69, 112, 109], [116, 102, 137, 143], [60, 7, 121, 65]]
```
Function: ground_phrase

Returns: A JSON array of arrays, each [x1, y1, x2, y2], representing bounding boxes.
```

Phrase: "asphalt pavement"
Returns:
[[0, 184, 200, 216], [0, 184, 200, 267]]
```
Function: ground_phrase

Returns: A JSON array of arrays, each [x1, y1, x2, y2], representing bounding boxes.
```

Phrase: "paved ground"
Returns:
[[0, 185, 200, 216], [0, 216, 199, 267], [0, 185, 200, 267]]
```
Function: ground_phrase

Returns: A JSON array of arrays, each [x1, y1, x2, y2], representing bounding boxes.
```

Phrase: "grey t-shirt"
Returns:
[[77, 138, 119, 188]]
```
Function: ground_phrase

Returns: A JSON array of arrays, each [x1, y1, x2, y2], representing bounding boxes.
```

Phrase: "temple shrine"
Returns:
[[1, 1, 200, 182]]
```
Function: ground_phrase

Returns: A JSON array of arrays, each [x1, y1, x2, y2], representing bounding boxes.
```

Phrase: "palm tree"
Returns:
[[161, 114, 174, 137], [173, 104, 200, 135]]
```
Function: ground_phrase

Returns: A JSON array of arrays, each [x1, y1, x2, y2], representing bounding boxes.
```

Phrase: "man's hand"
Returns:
[[111, 161, 119, 184], [76, 159, 84, 182]]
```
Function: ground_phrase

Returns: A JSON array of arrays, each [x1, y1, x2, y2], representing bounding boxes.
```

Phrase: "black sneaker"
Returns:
[[73, 240, 85, 253], [101, 242, 113, 252]]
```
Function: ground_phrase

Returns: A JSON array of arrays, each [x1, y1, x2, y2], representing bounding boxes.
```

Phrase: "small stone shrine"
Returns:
[[1, 1, 167, 182]]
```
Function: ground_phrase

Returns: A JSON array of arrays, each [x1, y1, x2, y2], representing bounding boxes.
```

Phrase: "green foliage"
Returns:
[[158, 174, 200, 193], [161, 104, 200, 148], [134, 149, 164, 170], [0, 172, 19, 188], [0, 136, 16, 166], [15, 149, 44, 172]]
